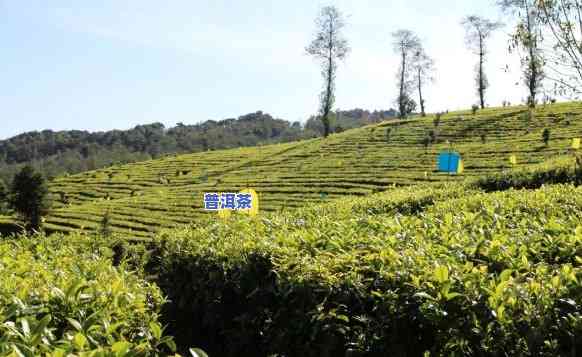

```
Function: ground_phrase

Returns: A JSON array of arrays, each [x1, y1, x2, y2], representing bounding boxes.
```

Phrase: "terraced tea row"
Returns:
[[152, 182, 582, 356], [28, 102, 582, 238]]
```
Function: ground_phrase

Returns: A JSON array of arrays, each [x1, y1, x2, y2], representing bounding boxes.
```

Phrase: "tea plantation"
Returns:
[[0, 234, 179, 356], [152, 181, 582, 356], [1, 102, 582, 355], [17, 102, 582, 239]]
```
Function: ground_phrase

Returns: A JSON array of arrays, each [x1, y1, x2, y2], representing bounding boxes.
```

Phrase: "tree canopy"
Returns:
[[8, 166, 50, 232], [306, 5, 350, 137], [392, 29, 422, 118], [462, 15, 503, 109]]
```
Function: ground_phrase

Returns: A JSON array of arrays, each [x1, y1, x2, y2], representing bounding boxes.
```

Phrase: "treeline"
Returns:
[[306, 1, 582, 134], [0, 109, 396, 183]]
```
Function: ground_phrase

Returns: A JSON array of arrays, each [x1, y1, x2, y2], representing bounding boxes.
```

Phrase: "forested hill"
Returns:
[[0, 108, 396, 183]]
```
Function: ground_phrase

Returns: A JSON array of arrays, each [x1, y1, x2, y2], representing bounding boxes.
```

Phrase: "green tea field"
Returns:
[[152, 180, 582, 356], [23, 102, 582, 239], [2, 103, 582, 355]]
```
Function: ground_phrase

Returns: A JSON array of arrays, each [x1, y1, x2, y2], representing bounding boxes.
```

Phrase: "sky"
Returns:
[[0, 0, 530, 139]]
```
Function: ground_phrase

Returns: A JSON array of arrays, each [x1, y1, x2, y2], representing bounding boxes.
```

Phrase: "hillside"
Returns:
[[0, 109, 392, 184], [7, 174, 582, 355], [151, 181, 582, 355], [0, 112, 311, 184], [16, 101, 578, 239], [2, 102, 582, 355]]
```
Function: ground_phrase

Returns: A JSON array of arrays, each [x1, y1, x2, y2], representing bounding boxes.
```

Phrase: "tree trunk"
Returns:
[[322, 20, 335, 137], [525, 0, 537, 108], [399, 49, 407, 118], [479, 33, 485, 109], [418, 67, 425, 117], [322, 56, 333, 138]]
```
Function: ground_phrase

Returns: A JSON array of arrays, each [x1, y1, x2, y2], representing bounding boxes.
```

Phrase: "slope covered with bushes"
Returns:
[[151, 183, 582, 356], [0, 109, 390, 185], [2, 148, 582, 355], [25, 102, 582, 239]]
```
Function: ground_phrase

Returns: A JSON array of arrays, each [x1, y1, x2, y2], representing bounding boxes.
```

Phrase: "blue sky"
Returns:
[[1, 0, 526, 139]]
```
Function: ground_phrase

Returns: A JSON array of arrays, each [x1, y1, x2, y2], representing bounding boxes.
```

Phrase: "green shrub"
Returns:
[[0, 233, 178, 356], [8, 166, 50, 233], [472, 156, 582, 191], [0, 180, 7, 215], [543, 128, 551, 146], [150, 184, 582, 356], [98, 210, 113, 238], [521, 110, 533, 128], [428, 130, 437, 144], [422, 136, 430, 152], [346, 184, 474, 216], [433, 113, 441, 127]]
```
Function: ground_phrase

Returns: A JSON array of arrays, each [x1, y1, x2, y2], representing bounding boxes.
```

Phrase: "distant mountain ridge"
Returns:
[[0, 108, 397, 183]]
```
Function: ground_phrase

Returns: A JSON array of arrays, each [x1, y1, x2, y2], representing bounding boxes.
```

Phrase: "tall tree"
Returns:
[[306, 6, 350, 138], [392, 30, 421, 118], [412, 46, 435, 117], [499, 0, 545, 107], [462, 16, 503, 109], [9, 166, 50, 232], [534, 0, 582, 96]]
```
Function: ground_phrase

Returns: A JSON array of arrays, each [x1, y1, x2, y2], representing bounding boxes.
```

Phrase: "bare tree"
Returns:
[[462, 16, 503, 109], [392, 30, 421, 118], [534, 0, 582, 96], [306, 6, 350, 138], [499, 0, 545, 107], [412, 46, 435, 117]]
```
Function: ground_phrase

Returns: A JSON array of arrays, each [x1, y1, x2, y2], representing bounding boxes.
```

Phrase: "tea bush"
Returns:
[[0, 233, 178, 356], [472, 156, 582, 191], [31, 102, 582, 239], [152, 184, 582, 356]]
